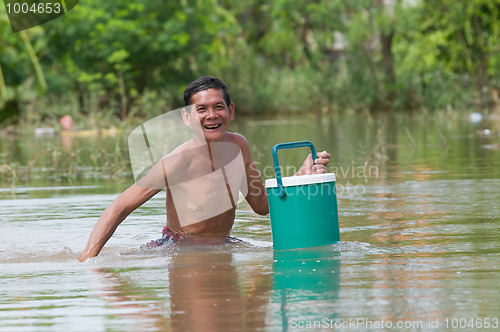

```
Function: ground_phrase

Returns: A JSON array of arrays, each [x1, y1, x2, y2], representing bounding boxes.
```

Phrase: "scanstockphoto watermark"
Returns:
[[290, 318, 428, 330], [258, 162, 380, 198], [265, 176, 366, 199], [258, 162, 379, 180], [331, 163, 380, 197], [290, 317, 500, 330]]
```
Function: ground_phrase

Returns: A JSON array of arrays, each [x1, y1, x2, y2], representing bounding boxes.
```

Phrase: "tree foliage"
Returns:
[[1, 0, 499, 124]]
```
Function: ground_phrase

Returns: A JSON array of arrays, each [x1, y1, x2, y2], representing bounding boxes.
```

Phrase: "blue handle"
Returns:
[[272, 141, 317, 197]]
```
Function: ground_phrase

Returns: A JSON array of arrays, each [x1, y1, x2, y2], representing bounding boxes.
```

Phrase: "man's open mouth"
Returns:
[[204, 124, 221, 129]]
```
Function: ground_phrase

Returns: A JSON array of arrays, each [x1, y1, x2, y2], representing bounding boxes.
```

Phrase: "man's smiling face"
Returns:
[[188, 88, 235, 142]]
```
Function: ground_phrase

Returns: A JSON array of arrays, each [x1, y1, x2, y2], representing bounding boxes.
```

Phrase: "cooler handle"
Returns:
[[272, 141, 317, 197]]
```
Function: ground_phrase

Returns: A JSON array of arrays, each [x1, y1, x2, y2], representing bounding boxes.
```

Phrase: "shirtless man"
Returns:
[[79, 76, 331, 261]]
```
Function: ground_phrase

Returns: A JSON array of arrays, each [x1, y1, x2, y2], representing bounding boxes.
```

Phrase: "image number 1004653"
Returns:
[[3, 0, 79, 32]]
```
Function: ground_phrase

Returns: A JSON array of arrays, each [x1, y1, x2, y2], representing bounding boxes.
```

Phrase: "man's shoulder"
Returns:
[[225, 132, 249, 147], [224, 132, 254, 164]]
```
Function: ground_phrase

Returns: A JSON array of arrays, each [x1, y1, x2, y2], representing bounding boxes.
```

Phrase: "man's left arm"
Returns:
[[232, 134, 269, 215]]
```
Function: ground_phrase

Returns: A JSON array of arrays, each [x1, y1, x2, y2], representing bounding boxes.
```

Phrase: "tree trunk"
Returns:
[[380, 31, 396, 109]]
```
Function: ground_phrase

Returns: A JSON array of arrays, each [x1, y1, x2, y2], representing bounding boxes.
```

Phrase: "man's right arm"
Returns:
[[79, 151, 188, 262], [78, 184, 161, 262]]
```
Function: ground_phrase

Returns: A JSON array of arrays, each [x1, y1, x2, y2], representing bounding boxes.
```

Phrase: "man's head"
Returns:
[[184, 76, 231, 107], [182, 76, 235, 142]]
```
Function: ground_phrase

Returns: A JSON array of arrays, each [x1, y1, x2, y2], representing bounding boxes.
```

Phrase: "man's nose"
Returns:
[[206, 107, 217, 118]]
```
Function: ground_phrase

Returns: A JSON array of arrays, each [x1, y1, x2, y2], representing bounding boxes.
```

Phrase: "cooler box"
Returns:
[[265, 141, 340, 251]]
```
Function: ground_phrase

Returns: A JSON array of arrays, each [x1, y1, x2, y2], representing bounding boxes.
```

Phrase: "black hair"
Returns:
[[183, 76, 231, 106]]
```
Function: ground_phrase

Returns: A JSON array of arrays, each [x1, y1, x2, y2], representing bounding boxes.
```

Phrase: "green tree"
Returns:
[[395, 0, 500, 109], [0, 10, 48, 123], [43, 0, 243, 118]]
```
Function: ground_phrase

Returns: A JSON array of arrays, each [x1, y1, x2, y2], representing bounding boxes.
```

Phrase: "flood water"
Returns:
[[1, 110, 500, 331]]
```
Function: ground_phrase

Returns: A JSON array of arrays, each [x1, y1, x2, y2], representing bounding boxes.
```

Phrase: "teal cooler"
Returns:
[[265, 141, 340, 251]]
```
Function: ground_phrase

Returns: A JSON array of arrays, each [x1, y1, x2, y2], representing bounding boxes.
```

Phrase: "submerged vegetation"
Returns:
[[0, 131, 131, 187], [3, 107, 499, 187], [0, 0, 499, 128]]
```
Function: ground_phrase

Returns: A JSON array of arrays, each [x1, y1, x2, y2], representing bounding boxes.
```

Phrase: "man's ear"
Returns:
[[229, 102, 235, 122], [181, 108, 191, 126]]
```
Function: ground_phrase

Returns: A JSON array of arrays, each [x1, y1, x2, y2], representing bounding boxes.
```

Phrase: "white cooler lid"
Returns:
[[265, 173, 336, 188]]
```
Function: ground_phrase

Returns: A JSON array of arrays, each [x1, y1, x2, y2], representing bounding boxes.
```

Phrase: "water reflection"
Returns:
[[90, 248, 273, 332], [89, 268, 170, 331], [168, 250, 271, 331], [272, 246, 341, 331], [89, 246, 342, 332]]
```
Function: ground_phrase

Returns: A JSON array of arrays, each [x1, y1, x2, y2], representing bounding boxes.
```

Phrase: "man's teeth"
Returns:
[[205, 124, 220, 129]]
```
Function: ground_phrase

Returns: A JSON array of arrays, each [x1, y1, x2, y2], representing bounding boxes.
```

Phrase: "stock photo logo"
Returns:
[[3, 0, 79, 32]]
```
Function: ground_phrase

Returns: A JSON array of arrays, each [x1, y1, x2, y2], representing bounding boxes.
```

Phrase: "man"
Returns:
[[79, 76, 331, 261]]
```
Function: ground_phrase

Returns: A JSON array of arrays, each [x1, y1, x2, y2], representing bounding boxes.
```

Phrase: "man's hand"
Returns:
[[295, 151, 331, 176]]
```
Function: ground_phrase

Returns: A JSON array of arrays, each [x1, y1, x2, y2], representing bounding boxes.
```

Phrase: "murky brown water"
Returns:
[[1, 110, 500, 331]]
